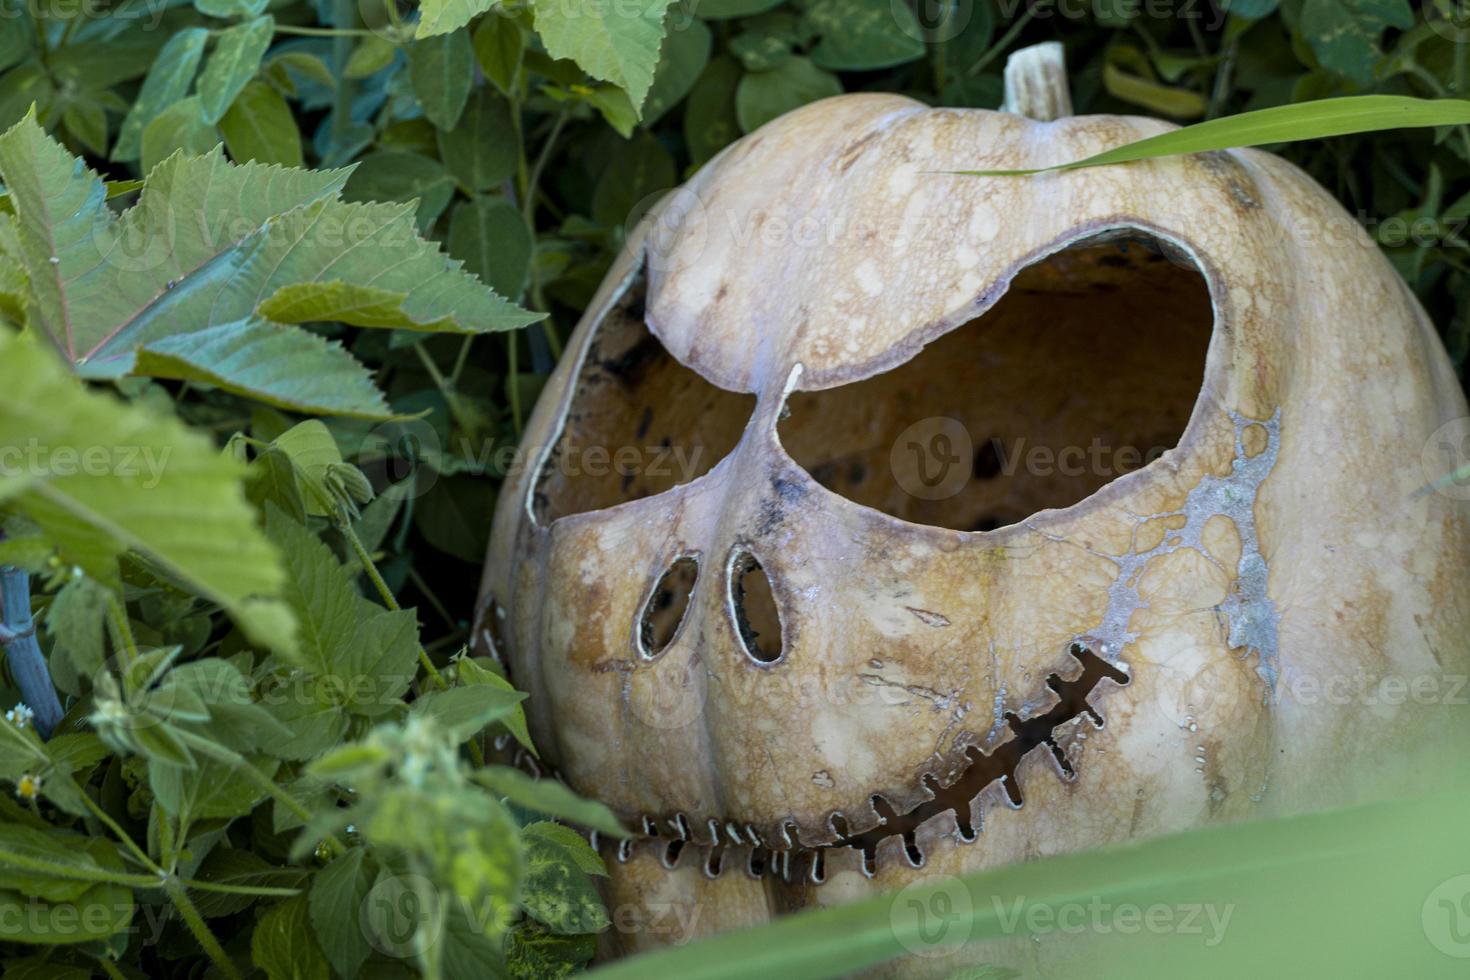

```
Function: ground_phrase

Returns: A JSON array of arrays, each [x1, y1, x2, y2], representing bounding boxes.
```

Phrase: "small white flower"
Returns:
[[15, 773, 40, 800], [5, 704, 34, 729]]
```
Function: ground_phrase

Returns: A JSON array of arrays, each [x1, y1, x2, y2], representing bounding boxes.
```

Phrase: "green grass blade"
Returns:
[[960, 96, 1470, 176], [589, 784, 1470, 980]]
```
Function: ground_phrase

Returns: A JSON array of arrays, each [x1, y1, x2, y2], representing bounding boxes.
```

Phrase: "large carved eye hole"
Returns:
[[778, 232, 1213, 531], [729, 550, 783, 664], [640, 556, 699, 659], [533, 274, 756, 525]]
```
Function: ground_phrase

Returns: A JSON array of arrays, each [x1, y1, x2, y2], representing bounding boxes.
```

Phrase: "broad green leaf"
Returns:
[[643, 18, 711, 126], [345, 36, 398, 79], [475, 766, 628, 838], [0, 825, 107, 901], [268, 419, 350, 516], [196, 0, 269, 16], [220, 80, 304, 166], [0, 65, 53, 133], [1300, 0, 1413, 85], [0, 332, 295, 653], [533, 0, 678, 110], [804, 0, 925, 71], [138, 97, 217, 175], [508, 924, 598, 979], [190, 848, 308, 918], [587, 787, 1470, 980], [252, 894, 331, 980], [44, 574, 110, 695], [417, 0, 495, 38], [266, 508, 421, 707], [735, 57, 841, 133], [343, 150, 456, 231], [0, 838, 133, 946], [591, 130, 676, 228], [958, 96, 1470, 176], [437, 87, 518, 192], [1103, 45, 1207, 119], [309, 847, 376, 978], [409, 31, 474, 129], [135, 319, 392, 418], [691, 0, 783, 18], [474, 13, 524, 93], [149, 752, 278, 819], [521, 824, 609, 935], [522, 823, 606, 876], [410, 685, 526, 742], [198, 15, 275, 124], [113, 28, 209, 162], [447, 196, 533, 301], [0, 114, 540, 375], [685, 55, 742, 166], [453, 655, 536, 753]]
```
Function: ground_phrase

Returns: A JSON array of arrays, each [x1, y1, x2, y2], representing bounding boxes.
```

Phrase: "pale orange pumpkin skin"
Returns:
[[475, 89, 1470, 973]]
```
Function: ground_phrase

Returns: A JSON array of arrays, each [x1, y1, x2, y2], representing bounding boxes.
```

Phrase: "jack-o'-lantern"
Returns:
[[475, 43, 1470, 974]]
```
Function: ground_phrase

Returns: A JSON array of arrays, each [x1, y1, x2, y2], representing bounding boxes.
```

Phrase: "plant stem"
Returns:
[[165, 878, 243, 980], [336, 520, 449, 688], [106, 593, 138, 666], [968, 5, 1036, 78], [77, 782, 154, 871], [274, 23, 376, 37], [1, 564, 64, 738]]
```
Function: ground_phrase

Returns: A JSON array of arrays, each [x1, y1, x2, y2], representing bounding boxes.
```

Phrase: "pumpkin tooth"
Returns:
[[703, 844, 726, 878], [902, 833, 925, 869], [669, 812, 691, 840], [705, 817, 721, 845], [746, 847, 767, 878], [808, 849, 826, 884], [725, 821, 744, 845], [616, 838, 634, 863], [661, 838, 685, 870], [744, 823, 762, 846]]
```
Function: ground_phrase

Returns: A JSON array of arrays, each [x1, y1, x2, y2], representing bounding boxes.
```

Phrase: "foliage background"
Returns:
[[0, 0, 1467, 977]]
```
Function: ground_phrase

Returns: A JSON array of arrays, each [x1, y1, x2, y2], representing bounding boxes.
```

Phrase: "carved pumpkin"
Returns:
[[475, 44, 1470, 972]]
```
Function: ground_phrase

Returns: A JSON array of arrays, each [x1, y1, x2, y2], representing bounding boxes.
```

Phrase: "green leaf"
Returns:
[[453, 656, 536, 754], [136, 319, 392, 418], [0, 331, 295, 654], [309, 847, 376, 979], [190, 848, 308, 918], [0, 113, 540, 374], [475, 766, 628, 838], [685, 55, 742, 166], [521, 823, 609, 935], [411, 685, 526, 743], [345, 35, 399, 78], [474, 14, 524, 93], [343, 150, 457, 231], [735, 57, 842, 133], [252, 894, 331, 980], [447, 196, 533, 305], [139, 96, 218, 176], [0, 825, 108, 901], [1300, 0, 1413, 85], [523, 822, 606, 876], [198, 15, 275, 125], [533, 0, 678, 110], [113, 28, 209, 162], [409, 31, 474, 129], [417, 0, 495, 37], [591, 130, 675, 228], [691, 0, 783, 18], [149, 752, 278, 819], [196, 0, 269, 16], [0, 838, 133, 946], [804, 0, 925, 71], [643, 18, 711, 127], [220, 81, 304, 166], [958, 97, 1470, 176], [438, 86, 518, 192]]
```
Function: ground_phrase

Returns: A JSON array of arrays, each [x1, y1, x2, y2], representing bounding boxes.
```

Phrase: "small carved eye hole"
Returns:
[[729, 551, 783, 664], [639, 556, 700, 659]]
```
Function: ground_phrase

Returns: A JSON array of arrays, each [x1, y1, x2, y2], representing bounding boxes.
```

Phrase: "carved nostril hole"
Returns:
[[639, 556, 699, 659], [729, 550, 783, 664]]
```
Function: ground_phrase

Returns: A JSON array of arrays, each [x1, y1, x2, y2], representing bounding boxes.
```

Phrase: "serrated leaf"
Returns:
[[343, 150, 456, 231], [475, 766, 627, 838], [409, 31, 474, 129], [454, 656, 536, 754], [309, 847, 375, 978], [252, 894, 331, 980], [643, 17, 711, 127], [0, 825, 107, 901], [521, 824, 609, 935], [0, 837, 133, 946], [113, 28, 208, 162], [199, 15, 275, 124], [534, 0, 677, 110], [135, 318, 392, 418], [0, 331, 295, 654], [417, 0, 495, 38], [0, 114, 538, 379], [149, 752, 278, 819], [190, 848, 308, 918]]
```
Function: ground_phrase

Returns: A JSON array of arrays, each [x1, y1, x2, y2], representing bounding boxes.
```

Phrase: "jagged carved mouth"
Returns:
[[586, 644, 1129, 883]]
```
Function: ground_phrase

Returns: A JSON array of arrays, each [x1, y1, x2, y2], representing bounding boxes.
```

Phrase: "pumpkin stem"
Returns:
[[1002, 41, 1073, 121]]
